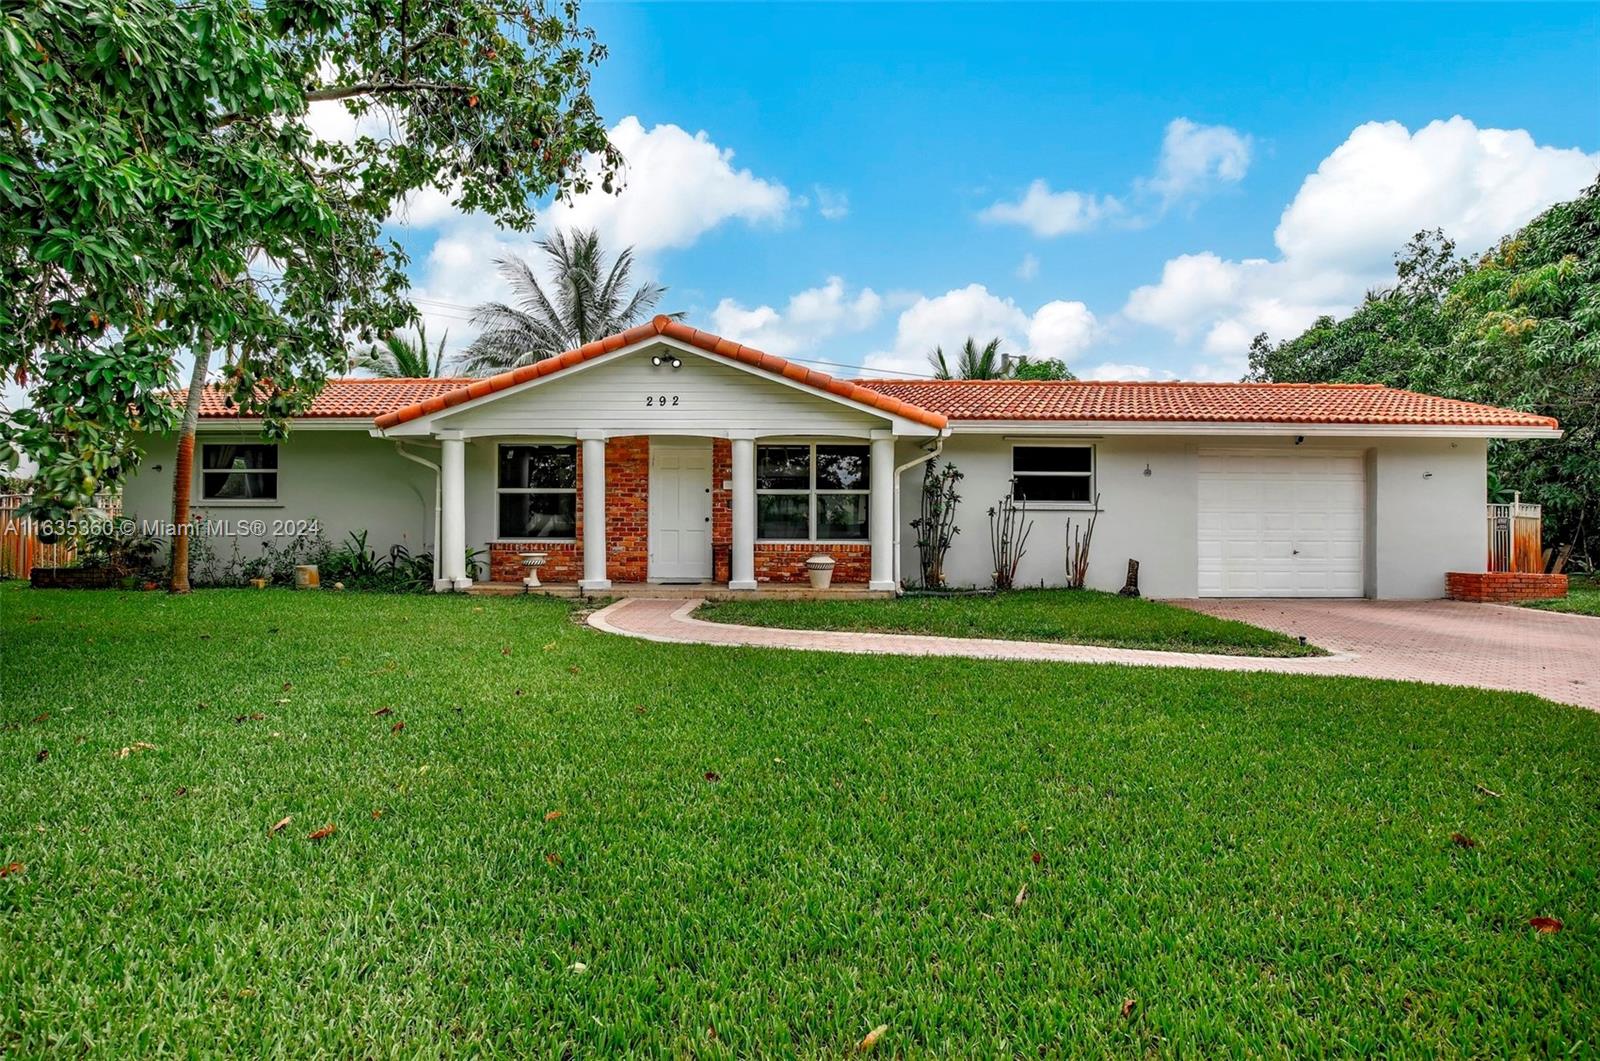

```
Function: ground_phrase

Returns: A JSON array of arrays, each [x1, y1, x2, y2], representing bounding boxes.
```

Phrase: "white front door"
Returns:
[[1197, 449, 1365, 597], [648, 440, 713, 582]]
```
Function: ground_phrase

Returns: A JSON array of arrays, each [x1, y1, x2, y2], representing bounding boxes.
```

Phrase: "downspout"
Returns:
[[892, 432, 947, 592], [393, 441, 442, 585]]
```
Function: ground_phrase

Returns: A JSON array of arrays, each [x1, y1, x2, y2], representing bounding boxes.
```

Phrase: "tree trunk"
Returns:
[[167, 348, 211, 593]]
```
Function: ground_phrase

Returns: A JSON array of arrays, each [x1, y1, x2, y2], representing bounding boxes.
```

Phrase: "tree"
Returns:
[[354, 324, 452, 378], [1011, 356, 1076, 381], [463, 228, 674, 373], [1246, 191, 1600, 564], [1, 0, 618, 591], [929, 337, 1010, 380]]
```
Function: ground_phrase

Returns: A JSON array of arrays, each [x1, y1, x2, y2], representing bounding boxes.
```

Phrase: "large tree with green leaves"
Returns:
[[1, 0, 617, 589], [1248, 182, 1600, 565], [463, 228, 673, 374]]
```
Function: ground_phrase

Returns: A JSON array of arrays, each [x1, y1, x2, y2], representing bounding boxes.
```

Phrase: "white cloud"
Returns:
[[978, 180, 1121, 237], [980, 118, 1251, 237], [860, 284, 1099, 377], [814, 186, 850, 221], [401, 117, 795, 354], [1124, 117, 1600, 368], [1140, 118, 1252, 207], [1081, 361, 1174, 381], [709, 277, 882, 357], [544, 116, 791, 256], [1015, 253, 1040, 281]]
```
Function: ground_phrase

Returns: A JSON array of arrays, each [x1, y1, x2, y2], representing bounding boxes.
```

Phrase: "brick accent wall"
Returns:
[[487, 435, 873, 585], [1445, 571, 1568, 603], [488, 436, 650, 583]]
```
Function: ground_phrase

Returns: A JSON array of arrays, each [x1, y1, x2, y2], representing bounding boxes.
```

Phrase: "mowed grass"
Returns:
[[1524, 573, 1600, 617], [700, 588, 1322, 656], [2, 585, 1597, 1056]]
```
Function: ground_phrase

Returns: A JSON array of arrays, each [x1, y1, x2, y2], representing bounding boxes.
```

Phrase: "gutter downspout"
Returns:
[[393, 441, 442, 585], [892, 432, 947, 592]]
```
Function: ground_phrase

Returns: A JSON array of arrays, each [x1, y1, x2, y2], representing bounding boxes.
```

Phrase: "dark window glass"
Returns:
[[498, 445, 576, 489], [201, 471, 276, 500], [202, 443, 277, 470], [1012, 475, 1091, 503], [816, 494, 868, 539], [1013, 446, 1090, 473], [756, 446, 811, 490], [756, 494, 810, 539], [816, 445, 869, 490], [498, 493, 577, 539]]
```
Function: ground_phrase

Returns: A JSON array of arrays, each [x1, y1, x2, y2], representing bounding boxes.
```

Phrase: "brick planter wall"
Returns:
[[489, 542, 580, 583], [1446, 571, 1568, 603], [754, 543, 871, 584]]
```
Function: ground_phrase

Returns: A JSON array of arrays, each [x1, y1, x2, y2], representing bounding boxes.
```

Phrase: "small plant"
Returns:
[[911, 460, 963, 588], [987, 484, 1033, 591], [1064, 493, 1100, 589]]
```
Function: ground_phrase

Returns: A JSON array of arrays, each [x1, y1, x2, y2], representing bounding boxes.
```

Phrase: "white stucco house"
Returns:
[[123, 316, 1561, 599]]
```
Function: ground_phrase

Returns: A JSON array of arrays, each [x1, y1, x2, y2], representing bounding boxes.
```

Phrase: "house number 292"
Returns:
[[644, 394, 680, 407]]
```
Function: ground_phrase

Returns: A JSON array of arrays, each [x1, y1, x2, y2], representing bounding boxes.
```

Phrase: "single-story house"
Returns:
[[123, 316, 1561, 598]]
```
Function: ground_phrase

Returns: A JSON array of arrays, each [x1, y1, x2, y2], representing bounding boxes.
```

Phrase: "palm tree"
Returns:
[[929, 336, 1011, 380], [464, 229, 678, 374], [354, 322, 451, 377]]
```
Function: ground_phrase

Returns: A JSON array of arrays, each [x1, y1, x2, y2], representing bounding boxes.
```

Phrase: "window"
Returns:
[[1011, 445, 1093, 504], [200, 443, 278, 501], [756, 443, 870, 540], [498, 444, 577, 539]]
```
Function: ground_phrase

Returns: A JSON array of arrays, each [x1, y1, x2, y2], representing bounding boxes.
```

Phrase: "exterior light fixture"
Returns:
[[1143, 463, 1152, 477], [1294, 435, 1305, 445], [650, 354, 683, 369]]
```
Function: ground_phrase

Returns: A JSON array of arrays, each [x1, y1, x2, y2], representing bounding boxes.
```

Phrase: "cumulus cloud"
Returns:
[[1080, 362, 1176, 382], [1124, 117, 1600, 364], [1015, 253, 1040, 281], [980, 118, 1251, 237], [401, 117, 795, 353], [710, 277, 882, 357], [978, 181, 1122, 237], [860, 284, 1098, 377]]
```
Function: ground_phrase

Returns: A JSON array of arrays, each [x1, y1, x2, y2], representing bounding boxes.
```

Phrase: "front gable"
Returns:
[[378, 334, 942, 439]]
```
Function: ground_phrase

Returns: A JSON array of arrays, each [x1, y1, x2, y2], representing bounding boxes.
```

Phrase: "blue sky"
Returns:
[[389, 2, 1600, 380]]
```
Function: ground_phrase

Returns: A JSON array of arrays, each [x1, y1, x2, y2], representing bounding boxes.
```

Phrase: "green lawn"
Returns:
[[3, 585, 1596, 1055], [1524, 573, 1600, 617], [700, 588, 1323, 656]]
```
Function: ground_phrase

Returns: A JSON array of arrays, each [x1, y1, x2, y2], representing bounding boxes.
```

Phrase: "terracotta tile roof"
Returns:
[[189, 378, 477, 419], [372, 316, 950, 430], [849, 379, 1560, 429]]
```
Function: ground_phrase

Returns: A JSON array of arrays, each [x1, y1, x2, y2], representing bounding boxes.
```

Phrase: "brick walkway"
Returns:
[[588, 597, 1600, 710]]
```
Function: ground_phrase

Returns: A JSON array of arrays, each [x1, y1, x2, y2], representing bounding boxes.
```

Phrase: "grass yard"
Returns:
[[3, 584, 1597, 1055], [699, 588, 1323, 656], [1524, 573, 1600, 617]]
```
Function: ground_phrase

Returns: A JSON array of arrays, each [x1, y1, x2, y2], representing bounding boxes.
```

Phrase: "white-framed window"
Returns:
[[756, 443, 870, 541], [200, 443, 278, 501], [497, 444, 578, 540], [1011, 444, 1094, 505]]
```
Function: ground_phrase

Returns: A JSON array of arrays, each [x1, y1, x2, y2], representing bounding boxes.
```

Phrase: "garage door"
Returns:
[[1197, 450, 1365, 597]]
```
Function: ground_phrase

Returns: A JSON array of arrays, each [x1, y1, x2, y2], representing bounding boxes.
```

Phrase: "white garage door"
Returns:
[[1197, 450, 1365, 597]]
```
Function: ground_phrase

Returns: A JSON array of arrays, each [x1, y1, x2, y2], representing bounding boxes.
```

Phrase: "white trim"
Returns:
[[754, 441, 872, 544], [1010, 442, 1094, 507], [197, 441, 280, 504], [949, 419, 1561, 439], [372, 336, 940, 437]]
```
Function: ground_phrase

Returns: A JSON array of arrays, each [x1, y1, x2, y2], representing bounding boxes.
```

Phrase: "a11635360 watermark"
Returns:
[[34, 515, 323, 540]]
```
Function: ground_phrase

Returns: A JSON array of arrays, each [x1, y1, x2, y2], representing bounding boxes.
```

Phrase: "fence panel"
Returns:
[[1486, 496, 1544, 573], [0, 493, 121, 580]]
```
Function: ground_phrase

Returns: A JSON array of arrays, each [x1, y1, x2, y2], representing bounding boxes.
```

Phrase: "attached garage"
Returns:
[[1197, 450, 1366, 597]]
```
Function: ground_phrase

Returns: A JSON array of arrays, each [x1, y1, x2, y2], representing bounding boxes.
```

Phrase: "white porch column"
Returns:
[[578, 432, 611, 592], [437, 432, 470, 591], [729, 434, 758, 590], [868, 432, 897, 591]]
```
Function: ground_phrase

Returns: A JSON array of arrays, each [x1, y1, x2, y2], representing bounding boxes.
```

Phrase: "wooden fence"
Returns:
[[1486, 494, 1543, 573], [0, 492, 121, 580]]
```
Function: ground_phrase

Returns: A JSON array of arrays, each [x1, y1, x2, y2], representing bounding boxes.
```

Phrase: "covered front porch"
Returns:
[[432, 429, 903, 593]]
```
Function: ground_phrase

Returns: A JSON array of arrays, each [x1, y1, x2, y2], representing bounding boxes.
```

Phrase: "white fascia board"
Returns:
[[946, 419, 1562, 440], [194, 419, 370, 432], [376, 336, 939, 438]]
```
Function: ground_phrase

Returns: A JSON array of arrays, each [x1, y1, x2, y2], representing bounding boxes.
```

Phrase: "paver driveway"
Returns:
[[590, 597, 1599, 710]]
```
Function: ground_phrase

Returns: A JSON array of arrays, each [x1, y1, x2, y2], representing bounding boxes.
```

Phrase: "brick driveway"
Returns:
[[589, 597, 1599, 710]]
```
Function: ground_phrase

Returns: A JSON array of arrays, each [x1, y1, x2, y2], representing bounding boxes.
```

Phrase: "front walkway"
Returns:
[[588, 597, 1600, 710]]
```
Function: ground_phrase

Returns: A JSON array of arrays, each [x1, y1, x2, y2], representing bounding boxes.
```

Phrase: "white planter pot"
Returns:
[[805, 554, 836, 590]]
